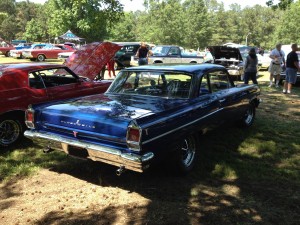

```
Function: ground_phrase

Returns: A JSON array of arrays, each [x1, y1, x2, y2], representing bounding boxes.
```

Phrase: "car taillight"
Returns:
[[126, 122, 141, 151], [25, 107, 35, 129], [128, 127, 140, 142]]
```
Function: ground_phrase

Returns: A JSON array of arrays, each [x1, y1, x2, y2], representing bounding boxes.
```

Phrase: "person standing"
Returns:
[[283, 43, 300, 94], [243, 48, 258, 84], [268, 43, 285, 88], [106, 57, 116, 78], [136, 42, 152, 66]]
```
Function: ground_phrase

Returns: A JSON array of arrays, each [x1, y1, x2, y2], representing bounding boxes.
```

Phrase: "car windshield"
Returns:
[[152, 46, 170, 56], [107, 70, 193, 99]]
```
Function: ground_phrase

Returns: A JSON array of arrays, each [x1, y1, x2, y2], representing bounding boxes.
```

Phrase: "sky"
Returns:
[[18, 0, 279, 11]]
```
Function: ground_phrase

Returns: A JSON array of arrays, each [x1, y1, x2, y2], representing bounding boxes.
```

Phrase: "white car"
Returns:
[[257, 53, 271, 70], [58, 52, 74, 61]]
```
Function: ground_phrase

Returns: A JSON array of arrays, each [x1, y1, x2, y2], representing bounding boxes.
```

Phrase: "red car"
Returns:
[[22, 44, 76, 62], [0, 45, 15, 57], [0, 42, 121, 147]]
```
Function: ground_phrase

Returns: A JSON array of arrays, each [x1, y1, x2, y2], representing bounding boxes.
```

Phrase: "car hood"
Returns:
[[64, 42, 121, 80], [207, 46, 243, 61]]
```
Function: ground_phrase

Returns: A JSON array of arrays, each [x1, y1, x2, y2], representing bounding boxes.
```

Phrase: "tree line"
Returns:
[[0, 0, 299, 50]]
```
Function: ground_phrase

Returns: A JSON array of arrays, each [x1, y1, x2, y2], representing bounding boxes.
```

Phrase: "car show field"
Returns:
[[1, 55, 300, 225]]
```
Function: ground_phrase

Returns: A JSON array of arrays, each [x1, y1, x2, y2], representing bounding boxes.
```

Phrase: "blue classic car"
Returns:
[[24, 64, 260, 175]]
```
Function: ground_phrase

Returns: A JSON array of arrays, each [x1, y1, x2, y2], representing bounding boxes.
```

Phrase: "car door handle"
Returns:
[[219, 98, 226, 103]]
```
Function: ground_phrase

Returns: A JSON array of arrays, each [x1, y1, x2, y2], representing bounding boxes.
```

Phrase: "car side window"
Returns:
[[168, 47, 180, 56], [209, 70, 230, 93], [29, 72, 45, 89], [199, 74, 210, 95], [29, 68, 77, 89]]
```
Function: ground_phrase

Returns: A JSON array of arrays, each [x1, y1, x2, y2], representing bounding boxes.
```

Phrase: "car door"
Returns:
[[33, 68, 87, 101], [190, 73, 222, 129], [27, 71, 49, 104], [167, 47, 181, 63], [208, 70, 246, 122]]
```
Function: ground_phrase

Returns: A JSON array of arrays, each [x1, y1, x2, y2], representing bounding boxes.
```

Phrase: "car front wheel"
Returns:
[[0, 116, 24, 147]]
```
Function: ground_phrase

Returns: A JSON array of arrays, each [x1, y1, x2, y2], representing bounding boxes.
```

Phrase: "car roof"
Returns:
[[124, 63, 226, 73], [0, 63, 66, 74]]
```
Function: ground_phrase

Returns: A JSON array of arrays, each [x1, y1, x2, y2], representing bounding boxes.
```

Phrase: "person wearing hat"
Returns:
[[268, 43, 285, 88], [243, 48, 258, 84]]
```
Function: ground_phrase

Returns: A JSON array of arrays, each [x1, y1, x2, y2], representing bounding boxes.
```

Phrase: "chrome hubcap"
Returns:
[[0, 120, 20, 145], [245, 107, 254, 124], [181, 137, 196, 167]]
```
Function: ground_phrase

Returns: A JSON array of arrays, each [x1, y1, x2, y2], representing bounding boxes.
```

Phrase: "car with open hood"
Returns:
[[0, 42, 121, 148], [208, 46, 245, 80], [24, 63, 260, 175]]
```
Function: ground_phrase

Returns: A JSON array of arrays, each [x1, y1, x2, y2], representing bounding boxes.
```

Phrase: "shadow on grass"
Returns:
[[33, 121, 300, 224]]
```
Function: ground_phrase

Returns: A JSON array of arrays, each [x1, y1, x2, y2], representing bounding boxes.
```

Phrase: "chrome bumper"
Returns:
[[24, 130, 154, 173]]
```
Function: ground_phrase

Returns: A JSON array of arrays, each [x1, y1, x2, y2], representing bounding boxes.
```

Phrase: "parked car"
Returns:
[[256, 53, 272, 70], [0, 42, 121, 147], [147, 45, 204, 64], [0, 44, 15, 57], [24, 63, 260, 175], [22, 44, 75, 61], [280, 51, 300, 83], [58, 52, 74, 61], [10, 43, 44, 59], [113, 42, 142, 69], [208, 46, 245, 80]]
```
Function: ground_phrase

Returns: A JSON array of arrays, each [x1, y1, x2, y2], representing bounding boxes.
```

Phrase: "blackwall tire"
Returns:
[[238, 103, 255, 128], [0, 116, 25, 147], [173, 134, 199, 174]]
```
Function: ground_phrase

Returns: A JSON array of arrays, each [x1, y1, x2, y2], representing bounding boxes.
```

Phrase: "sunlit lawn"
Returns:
[[0, 54, 63, 64]]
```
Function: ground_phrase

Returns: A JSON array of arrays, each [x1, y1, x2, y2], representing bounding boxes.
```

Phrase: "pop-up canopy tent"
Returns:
[[58, 30, 85, 42]]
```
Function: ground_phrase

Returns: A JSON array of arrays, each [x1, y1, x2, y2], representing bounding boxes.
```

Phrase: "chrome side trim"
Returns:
[[24, 130, 154, 173], [142, 108, 223, 144]]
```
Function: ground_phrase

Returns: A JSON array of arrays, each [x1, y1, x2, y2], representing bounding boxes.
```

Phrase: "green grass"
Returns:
[[0, 54, 63, 64], [0, 140, 81, 181]]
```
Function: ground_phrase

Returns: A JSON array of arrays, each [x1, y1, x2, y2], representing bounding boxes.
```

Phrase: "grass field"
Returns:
[[1, 56, 300, 224]]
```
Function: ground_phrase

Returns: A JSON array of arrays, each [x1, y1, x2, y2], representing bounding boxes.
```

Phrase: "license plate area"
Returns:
[[68, 146, 89, 158]]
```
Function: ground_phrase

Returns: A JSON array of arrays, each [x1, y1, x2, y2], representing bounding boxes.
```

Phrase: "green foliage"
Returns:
[[0, 0, 298, 50], [266, 0, 294, 10], [108, 12, 137, 41], [275, 0, 300, 44], [45, 0, 124, 42]]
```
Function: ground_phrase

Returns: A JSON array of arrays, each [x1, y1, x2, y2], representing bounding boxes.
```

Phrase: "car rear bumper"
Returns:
[[24, 130, 154, 173]]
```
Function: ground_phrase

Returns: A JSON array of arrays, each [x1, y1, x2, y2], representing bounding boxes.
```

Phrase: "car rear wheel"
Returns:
[[37, 54, 45, 62], [173, 134, 198, 174], [0, 116, 25, 147], [5, 51, 10, 57], [238, 103, 255, 127]]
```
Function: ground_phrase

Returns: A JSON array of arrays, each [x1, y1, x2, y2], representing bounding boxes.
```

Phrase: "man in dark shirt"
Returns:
[[283, 43, 300, 94], [136, 42, 152, 65]]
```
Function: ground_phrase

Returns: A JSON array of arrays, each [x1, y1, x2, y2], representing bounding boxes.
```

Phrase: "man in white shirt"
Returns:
[[268, 43, 285, 87]]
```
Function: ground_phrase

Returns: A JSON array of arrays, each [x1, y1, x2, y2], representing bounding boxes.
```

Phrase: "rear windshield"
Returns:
[[107, 70, 193, 99]]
